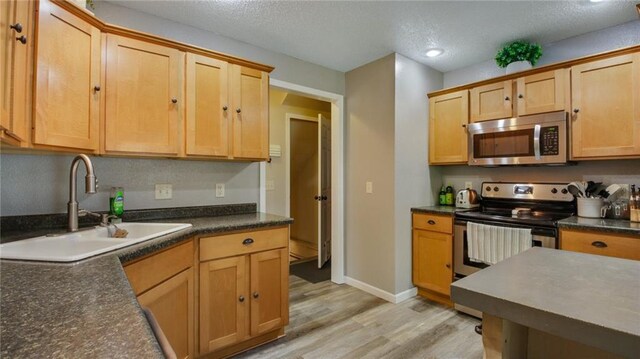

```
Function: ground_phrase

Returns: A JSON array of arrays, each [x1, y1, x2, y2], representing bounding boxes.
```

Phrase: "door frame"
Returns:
[[260, 79, 345, 284]]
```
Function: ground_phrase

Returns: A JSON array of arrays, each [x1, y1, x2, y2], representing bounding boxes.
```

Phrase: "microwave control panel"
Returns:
[[541, 126, 559, 156]]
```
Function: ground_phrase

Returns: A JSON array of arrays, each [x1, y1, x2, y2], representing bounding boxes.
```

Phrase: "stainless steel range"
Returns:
[[453, 182, 575, 317]]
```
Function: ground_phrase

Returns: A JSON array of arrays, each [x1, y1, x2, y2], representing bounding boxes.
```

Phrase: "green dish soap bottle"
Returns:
[[110, 187, 124, 218], [439, 186, 446, 206]]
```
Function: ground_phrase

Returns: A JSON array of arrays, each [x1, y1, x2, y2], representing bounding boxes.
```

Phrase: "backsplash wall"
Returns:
[[0, 153, 259, 216]]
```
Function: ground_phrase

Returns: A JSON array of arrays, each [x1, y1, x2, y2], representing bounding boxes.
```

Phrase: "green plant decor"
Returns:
[[495, 41, 543, 68]]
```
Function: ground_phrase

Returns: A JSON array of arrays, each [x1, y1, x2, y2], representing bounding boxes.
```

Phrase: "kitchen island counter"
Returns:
[[0, 210, 292, 358], [451, 247, 640, 358]]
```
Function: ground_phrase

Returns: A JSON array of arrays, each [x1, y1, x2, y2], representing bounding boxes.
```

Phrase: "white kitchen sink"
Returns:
[[0, 222, 192, 262]]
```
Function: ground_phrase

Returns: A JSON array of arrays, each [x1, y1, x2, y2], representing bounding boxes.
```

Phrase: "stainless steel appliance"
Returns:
[[453, 182, 575, 317], [455, 189, 480, 209], [467, 111, 567, 166]]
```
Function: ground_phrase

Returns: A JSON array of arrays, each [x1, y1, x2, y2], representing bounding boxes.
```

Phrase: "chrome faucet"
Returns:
[[68, 154, 98, 232]]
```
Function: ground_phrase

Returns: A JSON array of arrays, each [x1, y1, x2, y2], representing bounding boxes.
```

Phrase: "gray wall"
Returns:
[[440, 20, 640, 193], [444, 20, 640, 88], [94, 1, 345, 95], [393, 54, 443, 293], [0, 154, 258, 216], [345, 54, 397, 294]]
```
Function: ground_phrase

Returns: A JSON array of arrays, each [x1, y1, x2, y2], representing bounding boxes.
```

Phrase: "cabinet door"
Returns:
[[412, 230, 452, 296], [6, 0, 32, 144], [34, 0, 101, 151], [571, 54, 640, 159], [199, 256, 249, 354], [138, 268, 194, 359], [0, 0, 14, 132], [429, 90, 469, 164], [470, 81, 512, 122], [516, 69, 567, 116], [185, 53, 229, 157], [250, 248, 288, 336], [105, 34, 183, 155], [230, 65, 268, 160]]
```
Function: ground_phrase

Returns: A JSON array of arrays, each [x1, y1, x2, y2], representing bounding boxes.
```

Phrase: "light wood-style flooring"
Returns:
[[237, 275, 483, 359]]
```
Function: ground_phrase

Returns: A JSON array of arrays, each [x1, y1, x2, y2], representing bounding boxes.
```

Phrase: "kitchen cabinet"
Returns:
[[185, 53, 229, 157], [230, 65, 269, 160], [104, 34, 184, 156], [199, 227, 289, 356], [559, 229, 640, 261], [0, 0, 33, 146], [428, 90, 469, 165], [124, 240, 195, 359], [570, 53, 640, 159], [516, 69, 567, 116], [412, 213, 453, 305], [33, 0, 101, 152], [470, 81, 512, 122]]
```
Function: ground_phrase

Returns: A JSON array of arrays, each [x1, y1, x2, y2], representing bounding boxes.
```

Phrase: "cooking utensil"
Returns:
[[604, 184, 624, 203], [567, 182, 584, 198], [585, 181, 602, 198]]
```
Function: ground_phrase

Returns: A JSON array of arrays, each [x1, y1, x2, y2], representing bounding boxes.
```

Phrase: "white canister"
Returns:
[[577, 198, 606, 218]]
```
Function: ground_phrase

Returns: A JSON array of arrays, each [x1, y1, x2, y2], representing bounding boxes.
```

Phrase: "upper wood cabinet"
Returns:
[[230, 65, 269, 160], [0, 0, 33, 146], [185, 53, 229, 157], [33, 0, 101, 151], [470, 80, 512, 122], [104, 34, 184, 156], [429, 90, 468, 164], [570, 53, 640, 159], [516, 69, 567, 116]]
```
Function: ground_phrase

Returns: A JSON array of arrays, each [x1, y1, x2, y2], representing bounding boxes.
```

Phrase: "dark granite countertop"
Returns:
[[558, 216, 640, 237], [411, 205, 474, 215], [0, 209, 292, 358], [451, 247, 640, 358]]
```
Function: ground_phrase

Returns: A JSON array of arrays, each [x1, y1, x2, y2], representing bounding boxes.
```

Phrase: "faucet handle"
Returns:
[[78, 209, 101, 218], [99, 213, 119, 226]]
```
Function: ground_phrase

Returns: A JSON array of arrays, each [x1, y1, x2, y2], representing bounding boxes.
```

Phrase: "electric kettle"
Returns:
[[456, 189, 480, 209]]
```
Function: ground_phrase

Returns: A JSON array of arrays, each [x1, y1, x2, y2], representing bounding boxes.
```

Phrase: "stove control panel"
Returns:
[[481, 182, 574, 202]]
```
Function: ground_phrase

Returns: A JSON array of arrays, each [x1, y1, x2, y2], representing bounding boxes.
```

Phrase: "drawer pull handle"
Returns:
[[242, 238, 254, 245], [238, 295, 245, 302], [427, 220, 436, 225], [591, 241, 607, 248], [253, 292, 259, 299]]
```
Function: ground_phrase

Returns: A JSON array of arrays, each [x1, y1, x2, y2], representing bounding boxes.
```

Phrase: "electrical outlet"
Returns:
[[366, 181, 373, 194], [155, 184, 172, 200], [216, 183, 225, 198], [464, 181, 473, 190]]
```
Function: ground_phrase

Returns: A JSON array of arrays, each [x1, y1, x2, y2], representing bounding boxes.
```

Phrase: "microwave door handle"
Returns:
[[533, 124, 541, 160]]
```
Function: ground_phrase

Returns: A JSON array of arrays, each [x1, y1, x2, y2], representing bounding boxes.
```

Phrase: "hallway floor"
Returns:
[[236, 276, 483, 359]]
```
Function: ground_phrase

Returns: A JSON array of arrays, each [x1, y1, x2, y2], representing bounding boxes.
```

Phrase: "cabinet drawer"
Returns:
[[124, 240, 194, 296], [200, 227, 288, 261], [412, 213, 453, 234], [560, 230, 640, 261]]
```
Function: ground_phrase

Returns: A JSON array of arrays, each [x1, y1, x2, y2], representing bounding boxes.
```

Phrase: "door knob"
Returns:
[[321, 195, 328, 200], [314, 195, 320, 200], [10, 23, 23, 33], [15, 36, 27, 44]]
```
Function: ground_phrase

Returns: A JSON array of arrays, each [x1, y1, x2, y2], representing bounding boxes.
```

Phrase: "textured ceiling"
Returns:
[[104, 0, 639, 73]]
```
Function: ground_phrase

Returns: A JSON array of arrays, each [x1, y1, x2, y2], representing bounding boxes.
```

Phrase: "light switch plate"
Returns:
[[464, 181, 473, 190], [366, 181, 373, 194], [216, 183, 225, 197], [155, 184, 172, 200]]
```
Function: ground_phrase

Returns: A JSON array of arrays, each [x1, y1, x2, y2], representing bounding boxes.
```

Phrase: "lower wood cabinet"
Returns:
[[560, 229, 640, 261], [124, 240, 195, 359], [412, 213, 454, 305], [198, 227, 289, 357]]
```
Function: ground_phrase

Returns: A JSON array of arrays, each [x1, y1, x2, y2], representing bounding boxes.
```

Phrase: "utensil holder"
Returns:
[[577, 198, 606, 218]]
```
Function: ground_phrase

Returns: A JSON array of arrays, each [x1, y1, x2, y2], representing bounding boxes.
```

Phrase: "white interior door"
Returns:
[[318, 114, 331, 268]]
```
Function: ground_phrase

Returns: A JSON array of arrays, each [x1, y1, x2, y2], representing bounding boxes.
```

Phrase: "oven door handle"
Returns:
[[531, 227, 556, 237], [533, 124, 541, 160]]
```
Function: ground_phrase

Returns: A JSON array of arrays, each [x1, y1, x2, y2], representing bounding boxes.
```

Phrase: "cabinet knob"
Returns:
[[573, 108, 579, 113], [462, 124, 466, 128], [504, 96, 510, 101], [10, 23, 23, 33], [446, 263, 451, 269], [236, 108, 241, 114], [15, 35, 27, 44], [171, 98, 178, 104], [94, 85, 101, 92], [242, 238, 254, 245], [253, 292, 259, 299], [239, 295, 245, 302], [222, 105, 228, 111], [591, 241, 607, 248], [518, 94, 524, 99]]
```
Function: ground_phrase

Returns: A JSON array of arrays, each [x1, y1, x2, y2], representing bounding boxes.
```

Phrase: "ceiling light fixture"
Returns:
[[425, 48, 444, 57]]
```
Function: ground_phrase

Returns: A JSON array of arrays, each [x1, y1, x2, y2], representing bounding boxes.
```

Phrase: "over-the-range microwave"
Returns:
[[467, 111, 568, 166]]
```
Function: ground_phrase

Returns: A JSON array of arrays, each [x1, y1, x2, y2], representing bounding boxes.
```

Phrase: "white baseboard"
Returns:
[[344, 276, 417, 304]]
